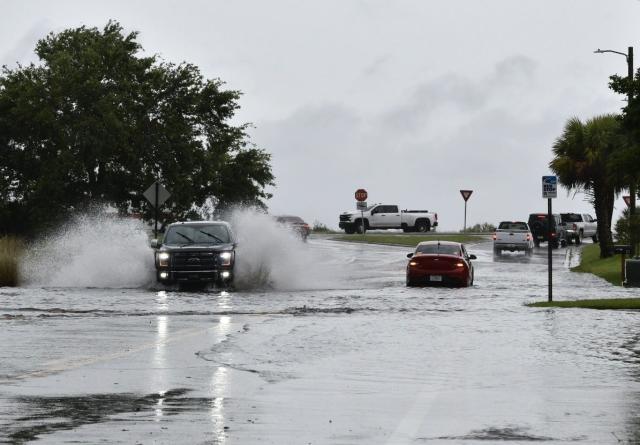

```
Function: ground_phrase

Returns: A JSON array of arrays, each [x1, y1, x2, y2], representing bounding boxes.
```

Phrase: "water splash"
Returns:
[[229, 208, 347, 291], [19, 207, 351, 291], [20, 211, 155, 288]]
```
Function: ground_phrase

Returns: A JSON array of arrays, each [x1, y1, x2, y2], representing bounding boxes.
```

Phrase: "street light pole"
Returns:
[[595, 46, 636, 256]]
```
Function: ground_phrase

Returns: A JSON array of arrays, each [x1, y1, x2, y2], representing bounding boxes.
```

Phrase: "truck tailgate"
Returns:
[[495, 229, 529, 244]]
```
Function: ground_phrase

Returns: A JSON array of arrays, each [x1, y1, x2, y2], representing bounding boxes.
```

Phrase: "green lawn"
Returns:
[[571, 243, 623, 286], [527, 244, 632, 309], [331, 233, 486, 247], [527, 298, 640, 310]]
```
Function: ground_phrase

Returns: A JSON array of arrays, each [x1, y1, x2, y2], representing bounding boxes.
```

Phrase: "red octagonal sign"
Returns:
[[355, 188, 368, 202]]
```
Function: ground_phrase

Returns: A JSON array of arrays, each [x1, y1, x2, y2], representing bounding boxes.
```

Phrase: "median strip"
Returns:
[[331, 234, 487, 247], [527, 298, 640, 310]]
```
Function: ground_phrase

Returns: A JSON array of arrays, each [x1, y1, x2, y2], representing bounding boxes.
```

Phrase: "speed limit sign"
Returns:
[[355, 188, 368, 202]]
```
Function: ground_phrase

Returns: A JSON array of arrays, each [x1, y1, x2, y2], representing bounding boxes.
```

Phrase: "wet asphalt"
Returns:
[[1, 238, 640, 444]]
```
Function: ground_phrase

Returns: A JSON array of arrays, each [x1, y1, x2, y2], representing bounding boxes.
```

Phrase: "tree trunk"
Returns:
[[593, 183, 614, 258]]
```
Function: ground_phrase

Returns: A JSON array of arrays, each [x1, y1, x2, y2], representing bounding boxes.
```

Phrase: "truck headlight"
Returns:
[[158, 252, 170, 267], [219, 251, 232, 266]]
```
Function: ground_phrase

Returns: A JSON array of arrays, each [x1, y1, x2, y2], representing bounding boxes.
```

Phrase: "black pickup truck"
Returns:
[[151, 221, 236, 287]]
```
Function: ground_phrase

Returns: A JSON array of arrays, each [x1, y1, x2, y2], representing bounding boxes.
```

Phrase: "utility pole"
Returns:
[[595, 46, 636, 255], [627, 47, 637, 257]]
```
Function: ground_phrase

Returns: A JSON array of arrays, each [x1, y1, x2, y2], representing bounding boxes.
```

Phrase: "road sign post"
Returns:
[[144, 181, 171, 238], [542, 176, 557, 302], [355, 189, 368, 237], [459, 190, 473, 232]]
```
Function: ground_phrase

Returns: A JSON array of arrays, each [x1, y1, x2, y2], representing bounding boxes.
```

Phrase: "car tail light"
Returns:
[[492, 233, 497, 240], [572, 223, 577, 231], [551, 232, 556, 238], [526, 234, 532, 241]]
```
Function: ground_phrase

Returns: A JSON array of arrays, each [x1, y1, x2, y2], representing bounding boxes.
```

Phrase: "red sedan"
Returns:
[[406, 241, 476, 287]]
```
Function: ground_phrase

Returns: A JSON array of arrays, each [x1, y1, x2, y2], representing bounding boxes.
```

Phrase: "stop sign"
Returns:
[[355, 188, 368, 202]]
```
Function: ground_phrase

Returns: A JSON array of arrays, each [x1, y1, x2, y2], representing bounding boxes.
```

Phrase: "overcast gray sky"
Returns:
[[2, 1, 639, 230]]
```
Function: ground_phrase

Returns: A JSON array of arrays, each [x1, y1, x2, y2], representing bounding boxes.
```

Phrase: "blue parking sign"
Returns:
[[542, 175, 557, 198]]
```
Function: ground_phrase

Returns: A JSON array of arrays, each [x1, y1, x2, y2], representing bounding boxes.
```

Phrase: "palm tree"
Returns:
[[550, 114, 623, 258]]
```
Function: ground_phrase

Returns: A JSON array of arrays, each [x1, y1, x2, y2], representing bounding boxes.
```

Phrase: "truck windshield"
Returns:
[[164, 224, 230, 245], [560, 213, 582, 223], [416, 244, 461, 256], [498, 222, 528, 230]]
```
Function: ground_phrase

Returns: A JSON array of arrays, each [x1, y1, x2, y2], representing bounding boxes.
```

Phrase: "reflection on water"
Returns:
[[152, 314, 168, 408], [209, 315, 231, 441], [218, 291, 232, 310]]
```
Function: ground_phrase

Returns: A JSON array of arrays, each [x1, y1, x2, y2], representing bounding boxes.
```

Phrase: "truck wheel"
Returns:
[[415, 220, 430, 233], [344, 226, 356, 234]]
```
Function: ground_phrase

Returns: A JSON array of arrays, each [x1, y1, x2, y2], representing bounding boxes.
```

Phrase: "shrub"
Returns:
[[312, 221, 334, 233], [0, 236, 22, 287], [461, 222, 496, 233]]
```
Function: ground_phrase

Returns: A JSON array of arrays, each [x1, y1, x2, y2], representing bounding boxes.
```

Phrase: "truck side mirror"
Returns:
[[150, 239, 160, 249], [407, 253, 413, 258]]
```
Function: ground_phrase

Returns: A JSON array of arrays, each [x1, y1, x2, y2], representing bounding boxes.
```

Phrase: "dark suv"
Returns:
[[151, 221, 236, 287], [527, 213, 567, 249]]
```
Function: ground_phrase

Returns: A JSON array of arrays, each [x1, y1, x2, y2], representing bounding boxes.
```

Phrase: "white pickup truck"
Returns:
[[559, 213, 598, 244], [338, 204, 438, 234], [493, 221, 534, 255]]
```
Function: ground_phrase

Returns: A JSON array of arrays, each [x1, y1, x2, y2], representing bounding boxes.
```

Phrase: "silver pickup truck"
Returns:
[[493, 221, 534, 255], [559, 213, 598, 244]]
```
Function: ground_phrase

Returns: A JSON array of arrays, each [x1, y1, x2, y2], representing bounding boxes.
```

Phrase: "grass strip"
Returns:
[[331, 234, 485, 247], [571, 244, 623, 286], [0, 236, 22, 287], [527, 298, 640, 310]]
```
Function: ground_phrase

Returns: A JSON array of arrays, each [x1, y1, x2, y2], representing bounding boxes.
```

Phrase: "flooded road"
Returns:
[[2, 238, 640, 444]]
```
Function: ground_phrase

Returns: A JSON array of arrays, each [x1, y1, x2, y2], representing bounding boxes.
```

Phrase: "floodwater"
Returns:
[[2, 231, 640, 444]]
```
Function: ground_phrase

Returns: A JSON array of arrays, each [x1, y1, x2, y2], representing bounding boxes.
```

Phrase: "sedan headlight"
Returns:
[[219, 251, 233, 266], [157, 252, 170, 267]]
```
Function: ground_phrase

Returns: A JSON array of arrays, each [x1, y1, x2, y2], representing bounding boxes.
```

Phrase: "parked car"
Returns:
[[406, 241, 476, 287], [339, 204, 438, 234], [151, 221, 236, 287], [527, 213, 567, 249], [493, 221, 534, 255], [559, 213, 598, 244], [276, 215, 311, 241]]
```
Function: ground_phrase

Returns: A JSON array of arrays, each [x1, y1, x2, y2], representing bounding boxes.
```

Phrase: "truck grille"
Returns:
[[172, 251, 217, 270], [340, 214, 352, 222]]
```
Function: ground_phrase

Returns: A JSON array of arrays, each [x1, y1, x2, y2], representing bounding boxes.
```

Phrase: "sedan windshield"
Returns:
[[416, 244, 461, 256], [164, 224, 230, 245]]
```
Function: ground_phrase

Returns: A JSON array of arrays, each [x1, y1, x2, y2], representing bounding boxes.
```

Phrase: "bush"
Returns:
[[0, 236, 22, 287], [312, 221, 334, 233], [614, 209, 630, 243], [461, 222, 496, 233]]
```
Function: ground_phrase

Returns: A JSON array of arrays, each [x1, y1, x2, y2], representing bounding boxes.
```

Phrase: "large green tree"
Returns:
[[550, 115, 623, 258], [0, 21, 274, 234], [610, 70, 640, 253]]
